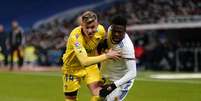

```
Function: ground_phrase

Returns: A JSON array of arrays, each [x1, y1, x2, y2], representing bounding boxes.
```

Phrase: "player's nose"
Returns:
[[88, 29, 93, 33]]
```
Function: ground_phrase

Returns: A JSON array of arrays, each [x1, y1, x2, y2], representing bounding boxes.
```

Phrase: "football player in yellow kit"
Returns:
[[62, 11, 120, 101]]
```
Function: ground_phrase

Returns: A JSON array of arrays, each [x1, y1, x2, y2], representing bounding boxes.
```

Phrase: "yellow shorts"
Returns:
[[62, 64, 101, 93]]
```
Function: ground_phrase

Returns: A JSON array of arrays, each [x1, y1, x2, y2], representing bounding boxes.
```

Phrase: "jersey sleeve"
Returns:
[[114, 59, 137, 87], [70, 34, 88, 58], [122, 34, 135, 59]]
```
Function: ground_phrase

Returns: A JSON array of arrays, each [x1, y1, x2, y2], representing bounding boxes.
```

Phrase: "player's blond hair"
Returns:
[[81, 11, 97, 24]]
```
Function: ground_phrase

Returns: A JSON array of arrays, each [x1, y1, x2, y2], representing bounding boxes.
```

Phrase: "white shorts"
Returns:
[[106, 80, 134, 101]]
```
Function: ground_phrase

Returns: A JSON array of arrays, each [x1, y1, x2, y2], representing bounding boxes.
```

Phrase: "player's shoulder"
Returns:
[[69, 26, 82, 37], [122, 34, 132, 44], [121, 34, 135, 58], [97, 24, 106, 34], [97, 24, 105, 32], [70, 26, 82, 36], [122, 34, 134, 49], [68, 26, 83, 42], [95, 24, 106, 39]]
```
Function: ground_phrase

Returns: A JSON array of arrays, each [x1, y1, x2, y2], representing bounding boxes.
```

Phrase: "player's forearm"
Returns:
[[77, 54, 108, 67], [114, 60, 137, 87]]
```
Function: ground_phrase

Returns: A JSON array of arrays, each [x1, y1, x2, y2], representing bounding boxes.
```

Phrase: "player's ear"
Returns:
[[94, 20, 99, 27], [79, 17, 84, 27], [77, 15, 83, 25], [80, 21, 85, 28]]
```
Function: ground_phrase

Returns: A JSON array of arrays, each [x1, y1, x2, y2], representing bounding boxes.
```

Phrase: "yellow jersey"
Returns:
[[62, 24, 106, 71]]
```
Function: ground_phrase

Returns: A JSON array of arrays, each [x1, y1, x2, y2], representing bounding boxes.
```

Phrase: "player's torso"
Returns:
[[82, 33, 102, 56], [62, 25, 104, 69], [101, 33, 131, 80]]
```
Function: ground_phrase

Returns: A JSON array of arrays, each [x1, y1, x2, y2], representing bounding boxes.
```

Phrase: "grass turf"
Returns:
[[0, 71, 201, 101]]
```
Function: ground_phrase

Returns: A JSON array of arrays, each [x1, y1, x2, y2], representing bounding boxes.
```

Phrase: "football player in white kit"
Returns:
[[98, 15, 137, 101]]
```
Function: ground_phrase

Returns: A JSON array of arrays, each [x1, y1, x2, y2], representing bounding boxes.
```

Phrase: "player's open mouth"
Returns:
[[112, 37, 121, 42]]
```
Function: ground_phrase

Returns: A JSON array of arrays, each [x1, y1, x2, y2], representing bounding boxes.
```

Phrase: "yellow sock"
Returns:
[[91, 96, 103, 101]]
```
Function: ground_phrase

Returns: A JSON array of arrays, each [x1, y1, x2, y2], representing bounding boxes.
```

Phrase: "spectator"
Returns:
[[8, 20, 24, 70], [0, 24, 8, 66]]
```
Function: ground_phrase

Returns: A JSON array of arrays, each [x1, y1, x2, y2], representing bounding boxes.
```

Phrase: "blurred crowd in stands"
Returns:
[[99, 0, 201, 25], [1, 0, 201, 71]]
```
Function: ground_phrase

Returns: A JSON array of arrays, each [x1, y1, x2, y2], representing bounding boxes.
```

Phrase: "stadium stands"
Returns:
[[1, 0, 201, 72]]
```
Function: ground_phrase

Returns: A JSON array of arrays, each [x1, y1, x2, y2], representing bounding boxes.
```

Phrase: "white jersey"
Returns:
[[101, 26, 137, 101], [101, 33, 135, 81]]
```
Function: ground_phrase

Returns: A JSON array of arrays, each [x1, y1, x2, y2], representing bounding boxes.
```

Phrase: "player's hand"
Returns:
[[105, 48, 121, 60], [99, 83, 117, 97]]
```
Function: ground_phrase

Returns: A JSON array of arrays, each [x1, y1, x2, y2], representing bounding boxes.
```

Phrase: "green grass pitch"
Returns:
[[0, 71, 201, 101]]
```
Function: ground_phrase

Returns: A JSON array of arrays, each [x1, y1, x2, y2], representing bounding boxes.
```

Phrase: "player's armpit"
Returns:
[[97, 39, 108, 54]]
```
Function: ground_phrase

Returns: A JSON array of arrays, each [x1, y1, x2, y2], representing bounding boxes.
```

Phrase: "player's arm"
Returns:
[[114, 35, 137, 86], [74, 43, 106, 67], [73, 40, 120, 67], [114, 58, 137, 86]]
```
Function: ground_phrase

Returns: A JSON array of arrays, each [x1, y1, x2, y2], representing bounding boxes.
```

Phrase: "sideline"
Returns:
[[150, 74, 201, 79]]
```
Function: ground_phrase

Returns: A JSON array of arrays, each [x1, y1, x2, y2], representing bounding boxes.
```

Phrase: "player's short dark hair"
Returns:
[[111, 14, 127, 26]]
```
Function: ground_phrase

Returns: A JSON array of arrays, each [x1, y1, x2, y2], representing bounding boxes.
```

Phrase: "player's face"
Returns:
[[82, 20, 98, 38], [111, 25, 126, 44]]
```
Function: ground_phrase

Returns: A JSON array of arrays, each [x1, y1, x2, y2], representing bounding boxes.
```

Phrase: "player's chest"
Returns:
[[104, 58, 126, 70], [109, 41, 124, 51], [83, 37, 101, 53]]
